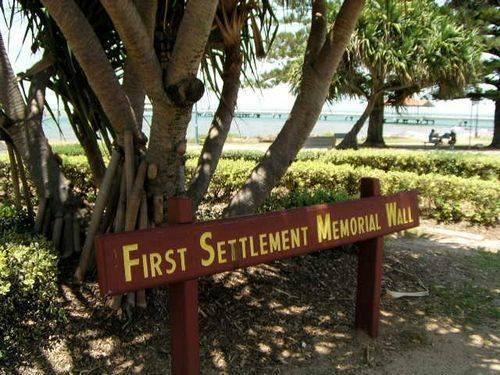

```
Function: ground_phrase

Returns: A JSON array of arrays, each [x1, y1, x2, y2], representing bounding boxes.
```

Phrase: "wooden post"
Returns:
[[355, 177, 384, 338], [168, 197, 199, 375]]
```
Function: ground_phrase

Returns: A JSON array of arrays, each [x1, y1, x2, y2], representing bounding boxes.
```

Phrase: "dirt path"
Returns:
[[15, 222, 499, 374]]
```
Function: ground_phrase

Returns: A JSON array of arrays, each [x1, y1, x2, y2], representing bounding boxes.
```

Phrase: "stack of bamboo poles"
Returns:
[[6, 142, 33, 219], [74, 130, 160, 311], [34, 195, 82, 259], [6, 139, 82, 259]]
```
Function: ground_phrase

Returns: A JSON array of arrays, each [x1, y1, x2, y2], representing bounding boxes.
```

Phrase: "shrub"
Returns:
[[192, 149, 500, 181], [259, 188, 350, 213], [0, 212, 64, 367], [185, 158, 500, 226], [0, 203, 32, 234], [1, 149, 498, 225]]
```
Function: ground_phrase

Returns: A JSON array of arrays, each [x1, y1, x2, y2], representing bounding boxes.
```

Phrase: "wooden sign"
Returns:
[[95, 178, 419, 375], [96, 189, 418, 296]]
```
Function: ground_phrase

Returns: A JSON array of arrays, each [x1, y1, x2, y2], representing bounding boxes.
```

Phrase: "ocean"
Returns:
[[43, 109, 494, 143]]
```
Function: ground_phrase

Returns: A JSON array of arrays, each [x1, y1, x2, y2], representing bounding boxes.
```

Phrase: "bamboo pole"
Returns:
[[147, 163, 157, 180], [42, 204, 52, 237], [139, 191, 148, 229], [6, 143, 22, 210], [126, 291, 136, 311], [121, 160, 148, 312], [124, 130, 135, 201], [153, 194, 164, 225], [62, 211, 74, 258], [34, 198, 47, 233], [108, 171, 127, 311], [108, 293, 122, 310], [14, 147, 34, 219], [124, 160, 147, 231], [117, 161, 147, 312], [73, 213, 81, 253], [114, 169, 127, 232], [75, 150, 121, 283], [52, 214, 64, 251], [136, 191, 148, 308], [100, 166, 122, 234]]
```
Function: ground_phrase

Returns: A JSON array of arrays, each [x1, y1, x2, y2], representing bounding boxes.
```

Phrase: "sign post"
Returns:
[[167, 197, 199, 374], [95, 178, 420, 373], [355, 178, 384, 337]]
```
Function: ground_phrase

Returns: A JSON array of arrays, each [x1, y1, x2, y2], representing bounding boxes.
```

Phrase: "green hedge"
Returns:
[[1, 151, 498, 225], [0, 155, 96, 206], [187, 149, 500, 181], [186, 158, 500, 226], [0, 217, 64, 366], [51, 144, 500, 181]]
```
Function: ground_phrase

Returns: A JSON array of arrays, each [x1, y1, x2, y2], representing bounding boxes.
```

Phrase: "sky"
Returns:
[[0, 6, 495, 119]]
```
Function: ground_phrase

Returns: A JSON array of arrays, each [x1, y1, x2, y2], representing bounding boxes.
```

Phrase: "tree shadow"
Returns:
[[17, 232, 499, 374]]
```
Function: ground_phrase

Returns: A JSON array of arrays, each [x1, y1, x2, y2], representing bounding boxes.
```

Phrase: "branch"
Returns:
[[0, 30, 25, 121], [41, 0, 139, 137], [382, 84, 414, 93], [100, 0, 169, 107], [337, 92, 379, 149], [21, 53, 56, 79], [304, 0, 327, 66], [314, 0, 366, 77], [187, 44, 242, 208], [166, 0, 219, 85], [223, 0, 365, 217], [122, 0, 157, 127]]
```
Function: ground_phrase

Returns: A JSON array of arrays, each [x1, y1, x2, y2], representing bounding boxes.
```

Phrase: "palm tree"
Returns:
[[0, 31, 74, 252], [2, 0, 365, 309], [336, 0, 482, 149], [447, 0, 499, 148]]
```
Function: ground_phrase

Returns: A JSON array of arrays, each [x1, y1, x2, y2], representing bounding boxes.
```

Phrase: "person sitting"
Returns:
[[428, 129, 441, 146], [428, 129, 435, 142], [449, 130, 456, 150]]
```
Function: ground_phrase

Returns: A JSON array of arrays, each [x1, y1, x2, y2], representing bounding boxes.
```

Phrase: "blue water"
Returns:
[[42, 112, 494, 142]]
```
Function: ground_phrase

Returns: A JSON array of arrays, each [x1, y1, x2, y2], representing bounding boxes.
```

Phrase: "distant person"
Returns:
[[449, 130, 456, 150], [428, 129, 441, 146], [429, 129, 436, 143]]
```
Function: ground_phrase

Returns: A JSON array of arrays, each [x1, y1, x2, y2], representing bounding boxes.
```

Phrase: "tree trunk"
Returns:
[[7, 142, 22, 209], [188, 44, 242, 208], [224, 0, 365, 217], [0, 31, 70, 214], [147, 0, 219, 202], [66, 107, 106, 187], [364, 94, 385, 147], [78, 125, 106, 187], [489, 99, 500, 149], [337, 94, 379, 149], [41, 0, 142, 140], [7, 74, 71, 214]]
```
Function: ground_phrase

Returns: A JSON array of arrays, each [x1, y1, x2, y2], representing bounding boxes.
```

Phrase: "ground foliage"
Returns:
[[0, 205, 65, 368]]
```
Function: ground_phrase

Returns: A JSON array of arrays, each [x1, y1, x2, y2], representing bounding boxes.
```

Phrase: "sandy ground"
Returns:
[[11, 221, 499, 375], [2, 139, 500, 156], [185, 140, 500, 154]]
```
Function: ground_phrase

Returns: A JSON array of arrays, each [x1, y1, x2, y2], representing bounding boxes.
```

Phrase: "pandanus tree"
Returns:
[[447, 0, 499, 148], [262, 0, 482, 149], [1, 0, 365, 310], [336, 0, 482, 149], [0, 30, 77, 255], [3, 0, 125, 186]]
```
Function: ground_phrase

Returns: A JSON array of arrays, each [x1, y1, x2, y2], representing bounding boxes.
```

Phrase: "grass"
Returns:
[[428, 282, 500, 324], [469, 251, 500, 271], [425, 251, 500, 324]]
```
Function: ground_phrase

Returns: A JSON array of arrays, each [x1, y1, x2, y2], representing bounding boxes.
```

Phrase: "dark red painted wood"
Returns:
[[355, 178, 384, 338], [168, 197, 200, 375], [95, 190, 419, 296]]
